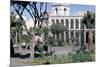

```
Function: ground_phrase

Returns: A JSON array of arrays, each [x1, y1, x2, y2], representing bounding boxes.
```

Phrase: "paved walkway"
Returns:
[[10, 46, 81, 67], [52, 46, 81, 55], [10, 58, 34, 67]]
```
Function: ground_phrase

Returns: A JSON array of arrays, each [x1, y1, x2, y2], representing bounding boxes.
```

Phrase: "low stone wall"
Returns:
[[48, 46, 81, 55]]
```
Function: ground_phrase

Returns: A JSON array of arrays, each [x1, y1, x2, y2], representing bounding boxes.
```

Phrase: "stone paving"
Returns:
[[10, 46, 81, 66]]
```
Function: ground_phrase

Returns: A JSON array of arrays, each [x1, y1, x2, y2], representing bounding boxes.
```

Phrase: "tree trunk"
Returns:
[[30, 31, 35, 59], [88, 29, 93, 50], [10, 39, 15, 57]]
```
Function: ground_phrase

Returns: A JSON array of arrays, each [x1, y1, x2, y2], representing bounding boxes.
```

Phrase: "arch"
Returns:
[[51, 19, 55, 24], [70, 19, 74, 29], [61, 19, 64, 25], [56, 19, 59, 24], [65, 19, 69, 29], [75, 19, 79, 29]]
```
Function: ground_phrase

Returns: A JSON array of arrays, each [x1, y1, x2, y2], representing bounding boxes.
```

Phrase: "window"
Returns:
[[56, 19, 59, 24], [64, 8, 67, 15], [61, 32, 64, 42], [66, 31, 69, 42], [76, 32, 79, 44], [52, 19, 55, 24], [70, 31, 74, 39], [64, 8, 66, 11], [66, 19, 69, 29], [61, 19, 64, 25], [55, 8, 58, 15], [70, 19, 74, 29], [70, 31, 74, 43], [75, 19, 79, 29]]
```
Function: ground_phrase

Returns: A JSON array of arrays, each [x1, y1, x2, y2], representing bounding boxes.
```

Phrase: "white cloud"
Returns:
[[25, 18, 34, 29], [74, 11, 87, 16]]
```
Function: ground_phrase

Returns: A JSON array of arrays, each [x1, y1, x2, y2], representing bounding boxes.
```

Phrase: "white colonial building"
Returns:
[[24, 3, 95, 45], [48, 3, 95, 45]]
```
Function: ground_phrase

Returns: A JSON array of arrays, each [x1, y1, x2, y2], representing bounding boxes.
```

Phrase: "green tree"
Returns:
[[11, 15, 23, 43], [82, 11, 95, 50], [41, 27, 50, 41], [21, 34, 32, 44], [10, 12, 23, 57], [10, 1, 49, 59], [50, 23, 66, 42]]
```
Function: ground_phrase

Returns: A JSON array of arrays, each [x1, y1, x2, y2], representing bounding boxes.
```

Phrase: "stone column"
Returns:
[[59, 19, 61, 41], [84, 31, 86, 46], [73, 19, 76, 45], [55, 34, 57, 41], [74, 31, 76, 45], [79, 33, 81, 45], [84, 25, 86, 47], [79, 19, 81, 30], [74, 19, 75, 30], [64, 32, 66, 42], [69, 32, 71, 44], [55, 19, 57, 40], [68, 19, 71, 44], [79, 19, 81, 44], [59, 33, 61, 41], [64, 19, 66, 41], [69, 19, 70, 30]]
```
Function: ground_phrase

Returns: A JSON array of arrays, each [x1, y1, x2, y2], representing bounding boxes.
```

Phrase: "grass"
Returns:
[[18, 49, 95, 65], [71, 50, 95, 62], [29, 51, 95, 64], [23, 54, 73, 65]]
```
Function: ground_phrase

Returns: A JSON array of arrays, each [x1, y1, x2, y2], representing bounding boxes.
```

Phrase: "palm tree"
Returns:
[[82, 11, 95, 50], [11, 15, 23, 43], [10, 12, 23, 57]]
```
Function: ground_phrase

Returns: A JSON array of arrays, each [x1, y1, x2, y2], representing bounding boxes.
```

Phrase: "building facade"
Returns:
[[48, 3, 95, 45]]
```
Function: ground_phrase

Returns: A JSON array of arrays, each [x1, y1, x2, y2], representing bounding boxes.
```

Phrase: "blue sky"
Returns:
[[70, 4, 95, 15], [46, 3, 95, 16], [11, 2, 95, 21]]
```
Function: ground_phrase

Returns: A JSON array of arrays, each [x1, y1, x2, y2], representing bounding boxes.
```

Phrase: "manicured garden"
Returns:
[[18, 49, 95, 65]]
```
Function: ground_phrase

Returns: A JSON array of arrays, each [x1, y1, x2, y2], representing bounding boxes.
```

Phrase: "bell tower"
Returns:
[[51, 3, 70, 16]]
